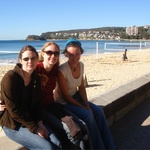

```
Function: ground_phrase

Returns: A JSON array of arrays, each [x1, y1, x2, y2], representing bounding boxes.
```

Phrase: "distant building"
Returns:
[[144, 25, 150, 29], [126, 26, 138, 35]]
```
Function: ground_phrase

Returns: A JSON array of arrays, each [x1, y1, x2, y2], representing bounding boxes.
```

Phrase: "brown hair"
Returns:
[[18, 45, 38, 61]]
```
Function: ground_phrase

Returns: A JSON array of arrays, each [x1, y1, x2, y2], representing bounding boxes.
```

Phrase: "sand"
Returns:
[[0, 48, 150, 99]]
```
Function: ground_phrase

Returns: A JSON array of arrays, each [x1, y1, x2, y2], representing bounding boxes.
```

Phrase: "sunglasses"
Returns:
[[22, 56, 37, 61], [43, 50, 60, 57]]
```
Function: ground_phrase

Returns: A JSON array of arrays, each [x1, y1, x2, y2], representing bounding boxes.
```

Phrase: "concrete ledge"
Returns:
[[89, 73, 150, 126], [0, 127, 24, 150]]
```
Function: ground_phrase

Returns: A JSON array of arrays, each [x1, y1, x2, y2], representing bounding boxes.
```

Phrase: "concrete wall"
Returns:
[[89, 73, 150, 126]]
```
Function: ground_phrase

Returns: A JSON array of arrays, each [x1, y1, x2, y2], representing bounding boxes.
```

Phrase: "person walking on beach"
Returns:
[[54, 38, 115, 149], [0, 45, 62, 149], [122, 49, 128, 61]]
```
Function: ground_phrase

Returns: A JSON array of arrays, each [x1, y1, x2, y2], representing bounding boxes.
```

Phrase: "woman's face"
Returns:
[[20, 50, 38, 73], [67, 46, 81, 65], [42, 44, 59, 66]]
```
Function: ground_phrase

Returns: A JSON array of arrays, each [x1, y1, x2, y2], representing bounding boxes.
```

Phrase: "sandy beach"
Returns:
[[0, 48, 150, 100]]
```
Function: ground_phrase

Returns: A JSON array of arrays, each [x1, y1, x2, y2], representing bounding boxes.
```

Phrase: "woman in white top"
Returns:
[[54, 38, 115, 150]]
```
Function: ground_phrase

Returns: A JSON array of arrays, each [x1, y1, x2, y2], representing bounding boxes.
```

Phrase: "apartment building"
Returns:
[[126, 26, 138, 35]]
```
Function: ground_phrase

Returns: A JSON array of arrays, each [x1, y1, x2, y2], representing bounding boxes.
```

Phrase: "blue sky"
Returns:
[[0, 0, 149, 40]]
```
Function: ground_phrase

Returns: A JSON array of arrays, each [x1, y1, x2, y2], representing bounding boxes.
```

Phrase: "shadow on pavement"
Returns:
[[110, 97, 150, 149]]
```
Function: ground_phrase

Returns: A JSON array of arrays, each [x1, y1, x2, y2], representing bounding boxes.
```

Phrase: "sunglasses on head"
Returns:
[[43, 50, 60, 57], [22, 56, 37, 61]]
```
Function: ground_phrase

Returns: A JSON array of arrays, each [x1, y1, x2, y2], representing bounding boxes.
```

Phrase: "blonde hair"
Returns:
[[38, 42, 60, 67], [39, 42, 60, 60]]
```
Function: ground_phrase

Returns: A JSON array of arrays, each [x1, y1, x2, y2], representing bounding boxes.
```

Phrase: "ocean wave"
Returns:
[[0, 59, 17, 66], [0, 50, 19, 53]]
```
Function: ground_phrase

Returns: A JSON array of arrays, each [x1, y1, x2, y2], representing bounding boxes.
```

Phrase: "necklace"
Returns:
[[73, 63, 79, 72], [73, 68, 77, 72]]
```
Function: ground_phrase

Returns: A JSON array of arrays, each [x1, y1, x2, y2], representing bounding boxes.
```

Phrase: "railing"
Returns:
[[104, 41, 150, 51], [95, 41, 150, 58]]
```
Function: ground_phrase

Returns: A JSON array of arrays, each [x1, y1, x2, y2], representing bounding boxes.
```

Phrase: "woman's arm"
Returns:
[[1, 72, 38, 132], [57, 70, 86, 108], [78, 77, 91, 111], [0, 100, 49, 139]]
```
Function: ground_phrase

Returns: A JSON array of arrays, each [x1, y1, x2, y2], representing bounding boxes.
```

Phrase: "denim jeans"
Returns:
[[65, 102, 115, 149], [3, 125, 61, 150]]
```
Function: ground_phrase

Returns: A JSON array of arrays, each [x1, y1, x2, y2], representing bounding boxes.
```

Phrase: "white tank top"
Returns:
[[54, 61, 84, 104]]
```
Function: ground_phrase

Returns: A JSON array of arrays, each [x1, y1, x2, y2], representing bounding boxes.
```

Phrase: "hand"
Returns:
[[87, 106, 92, 112], [0, 100, 6, 112], [35, 121, 49, 139], [82, 104, 92, 112]]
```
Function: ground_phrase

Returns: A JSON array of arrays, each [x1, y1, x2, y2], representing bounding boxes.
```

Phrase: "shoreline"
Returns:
[[0, 48, 150, 99]]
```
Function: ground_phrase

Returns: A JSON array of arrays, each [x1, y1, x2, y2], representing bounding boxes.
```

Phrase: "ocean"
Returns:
[[0, 40, 149, 65]]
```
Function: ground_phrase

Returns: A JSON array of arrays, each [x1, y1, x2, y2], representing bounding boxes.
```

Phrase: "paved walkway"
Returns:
[[110, 97, 150, 149]]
